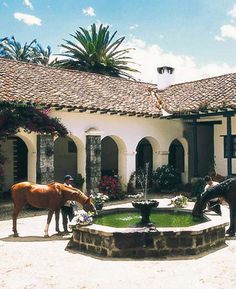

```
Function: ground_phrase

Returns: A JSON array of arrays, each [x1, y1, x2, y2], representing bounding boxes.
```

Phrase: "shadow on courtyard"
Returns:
[[0, 233, 72, 242]]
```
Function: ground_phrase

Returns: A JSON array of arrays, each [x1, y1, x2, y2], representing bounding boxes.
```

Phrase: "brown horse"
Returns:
[[11, 181, 96, 237], [192, 178, 236, 236]]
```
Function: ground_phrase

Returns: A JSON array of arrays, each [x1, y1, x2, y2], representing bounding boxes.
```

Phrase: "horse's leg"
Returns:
[[226, 206, 235, 236], [55, 209, 62, 234], [12, 205, 22, 237], [44, 210, 54, 237]]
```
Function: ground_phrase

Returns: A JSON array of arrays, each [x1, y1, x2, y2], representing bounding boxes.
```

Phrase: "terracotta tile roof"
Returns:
[[1, 58, 236, 118], [0, 58, 160, 117], [154, 73, 236, 114]]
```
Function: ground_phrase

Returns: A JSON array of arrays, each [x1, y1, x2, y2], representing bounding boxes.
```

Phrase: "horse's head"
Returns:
[[64, 185, 97, 214], [192, 196, 205, 219], [83, 197, 97, 214]]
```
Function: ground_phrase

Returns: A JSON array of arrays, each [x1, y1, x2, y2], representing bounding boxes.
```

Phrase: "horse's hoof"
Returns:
[[44, 234, 49, 238], [57, 231, 63, 235], [13, 232, 19, 237]]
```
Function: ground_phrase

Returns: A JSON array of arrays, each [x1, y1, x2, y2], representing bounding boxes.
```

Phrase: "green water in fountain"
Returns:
[[93, 211, 204, 228]]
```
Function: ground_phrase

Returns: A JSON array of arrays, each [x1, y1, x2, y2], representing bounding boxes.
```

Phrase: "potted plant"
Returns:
[[90, 193, 109, 210]]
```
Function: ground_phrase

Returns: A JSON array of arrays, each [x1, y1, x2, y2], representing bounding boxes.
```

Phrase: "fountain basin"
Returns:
[[68, 203, 228, 259]]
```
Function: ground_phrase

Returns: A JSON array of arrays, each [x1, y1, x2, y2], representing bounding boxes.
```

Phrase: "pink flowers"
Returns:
[[99, 176, 124, 200]]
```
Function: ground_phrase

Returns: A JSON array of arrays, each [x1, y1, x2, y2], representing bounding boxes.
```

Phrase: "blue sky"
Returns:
[[1, 0, 236, 83]]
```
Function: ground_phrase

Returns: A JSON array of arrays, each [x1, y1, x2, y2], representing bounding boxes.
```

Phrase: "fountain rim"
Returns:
[[75, 202, 228, 234]]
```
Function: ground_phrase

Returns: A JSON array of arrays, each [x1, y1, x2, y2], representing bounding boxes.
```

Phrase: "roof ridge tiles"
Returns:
[[0, 57, 155, 87], [169, 71, 236, 88]]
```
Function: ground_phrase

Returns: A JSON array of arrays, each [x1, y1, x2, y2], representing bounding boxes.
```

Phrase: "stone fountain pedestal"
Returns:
[[132, 200, 159, 226]]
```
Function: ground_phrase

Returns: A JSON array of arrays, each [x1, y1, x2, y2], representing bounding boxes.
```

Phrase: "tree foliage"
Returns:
[[53, 24, 138, 79], [0, 36, 51, 65]]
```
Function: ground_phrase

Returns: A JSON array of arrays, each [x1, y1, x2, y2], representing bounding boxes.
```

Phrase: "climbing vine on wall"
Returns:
[[0, 101, 68, 193], [0, 101, 68, 137]]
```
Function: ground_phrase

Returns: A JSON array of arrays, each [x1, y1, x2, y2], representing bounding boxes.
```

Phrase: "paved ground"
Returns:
[[1, 199, 236, 289]]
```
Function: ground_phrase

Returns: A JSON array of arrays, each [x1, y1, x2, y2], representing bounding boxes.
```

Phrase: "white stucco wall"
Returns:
[[214, 116, 236, 176], [54, 136, 77, 182], [51, 110, 186, 184], [1, 110, 188, 191]]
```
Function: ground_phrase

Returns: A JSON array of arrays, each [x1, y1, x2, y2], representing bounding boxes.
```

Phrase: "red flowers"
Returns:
[[99, 176, 124, 200]]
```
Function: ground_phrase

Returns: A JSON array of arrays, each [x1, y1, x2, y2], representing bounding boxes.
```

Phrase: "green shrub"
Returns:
[[152, 165, 181, 191], [127, 171, 136, 195], [191, 177, 205, 197]]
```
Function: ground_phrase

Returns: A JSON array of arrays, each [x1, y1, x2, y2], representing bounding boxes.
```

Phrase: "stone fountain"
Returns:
[[132, 163, 159, 226], [68, 164, 228, 258]]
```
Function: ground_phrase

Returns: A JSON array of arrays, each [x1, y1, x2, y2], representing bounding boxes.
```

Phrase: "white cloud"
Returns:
[[23, 0, 33, 10], [14, 12, 41, 26], [124, 36, 236, 84], [82, 6, 96, 17], [129, 24, 139, 30], [215, 4, 236, 41], [228, 4, 236, 18], [214, 35, 225, 42], [220, 24, 236, 40]]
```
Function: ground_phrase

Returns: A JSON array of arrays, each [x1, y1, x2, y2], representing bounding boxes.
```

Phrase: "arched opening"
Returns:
[[136, 138, 153, 189], [168, 139, 184, 173], [54, 136, 77, 182], [1, 136, 28, 192], [136, 138, 153, 172], [101, 136, 118, 177]]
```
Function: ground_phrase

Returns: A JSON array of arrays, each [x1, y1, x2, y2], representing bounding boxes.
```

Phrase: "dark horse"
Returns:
[[11, 181, 96, 237], [192, 178, 236, 236]]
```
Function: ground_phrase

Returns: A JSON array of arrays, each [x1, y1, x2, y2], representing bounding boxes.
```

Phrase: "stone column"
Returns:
[[85, 128, 103, 195], [36, 135, 54, 184]]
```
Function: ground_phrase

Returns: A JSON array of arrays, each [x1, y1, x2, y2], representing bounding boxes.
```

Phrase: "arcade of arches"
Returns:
[[0, 133, 188, 194]]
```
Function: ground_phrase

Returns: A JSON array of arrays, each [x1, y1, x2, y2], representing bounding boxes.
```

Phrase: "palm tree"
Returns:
[[53, 24, 138, 79], [0, 36, 51, 65], [32, 44, 51, 65]]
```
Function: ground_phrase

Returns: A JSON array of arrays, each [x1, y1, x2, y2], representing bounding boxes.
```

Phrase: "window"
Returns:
[[224, 135, 236, 158]]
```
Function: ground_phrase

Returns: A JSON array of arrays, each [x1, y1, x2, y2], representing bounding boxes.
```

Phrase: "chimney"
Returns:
[[156, 66, 175, 90]]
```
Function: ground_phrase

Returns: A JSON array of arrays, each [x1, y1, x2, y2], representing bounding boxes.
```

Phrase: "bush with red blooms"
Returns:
[[0, 101, 68, 195], [99, 176, 124, 200], [0, 101, 68, 137]]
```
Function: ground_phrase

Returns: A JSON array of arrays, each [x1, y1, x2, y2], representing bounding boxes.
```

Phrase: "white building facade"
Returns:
[[0, 58, 235, 194]]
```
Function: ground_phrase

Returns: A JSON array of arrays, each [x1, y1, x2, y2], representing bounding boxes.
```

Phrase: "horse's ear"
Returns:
[[55, 184, 62, 195]]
